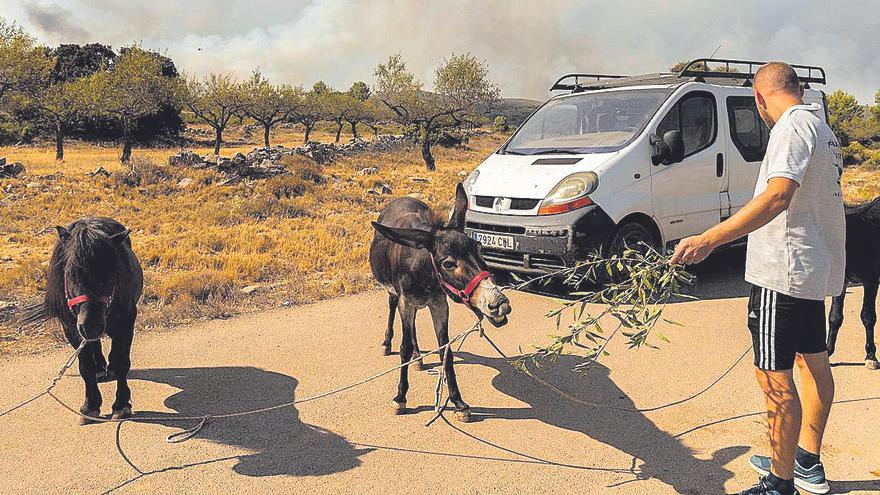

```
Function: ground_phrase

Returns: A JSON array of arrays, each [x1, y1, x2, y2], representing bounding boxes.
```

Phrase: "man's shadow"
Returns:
[[458, 352, 748, 494], [130, 367, 372, 477]]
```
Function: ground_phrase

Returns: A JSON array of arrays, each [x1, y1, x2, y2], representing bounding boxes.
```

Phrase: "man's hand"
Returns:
[[670, 234, 716, 265]]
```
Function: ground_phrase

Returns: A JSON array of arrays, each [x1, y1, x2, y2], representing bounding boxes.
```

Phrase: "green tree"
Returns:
[[374, 52, 500, 170], [827, 89, 862, 143], [242, 69, 300, 147], [326, 91, 361, 142], [91, 46, 180, 162], [0, 19, 53, 103], [185, 73, 243, 155], [293, 88, 327, 144], [17, 77, 95, 160], [349, 81, 370, 102], [493, 115, 509, 132]]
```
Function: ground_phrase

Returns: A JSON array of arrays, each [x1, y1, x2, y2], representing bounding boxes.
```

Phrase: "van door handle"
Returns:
[[716, 153, 724, 177]]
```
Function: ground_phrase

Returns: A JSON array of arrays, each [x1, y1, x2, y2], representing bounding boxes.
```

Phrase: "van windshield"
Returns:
[[502, 89, 671, 155]]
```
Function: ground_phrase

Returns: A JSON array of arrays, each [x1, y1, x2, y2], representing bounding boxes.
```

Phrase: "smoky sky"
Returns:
[[3, 0, 878, 102]]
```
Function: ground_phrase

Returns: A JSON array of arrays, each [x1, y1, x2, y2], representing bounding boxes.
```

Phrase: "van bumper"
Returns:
[[464, 205, 616, 275]]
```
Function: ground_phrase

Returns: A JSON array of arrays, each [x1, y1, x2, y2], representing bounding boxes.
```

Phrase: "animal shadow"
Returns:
[[130, 366, 372, 477], [459, 352, 748, 494]]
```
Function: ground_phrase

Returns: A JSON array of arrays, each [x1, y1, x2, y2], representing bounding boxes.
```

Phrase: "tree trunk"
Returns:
[[334, 120, 343, 143], [263, 124, 271, 148], [214, 127, 223, 155], [120, 123, 133, 163], [420, 123, 435, 171], [55, 124, 64, 161], [349, 121, 358, 139], [303, 123, 312, 144]]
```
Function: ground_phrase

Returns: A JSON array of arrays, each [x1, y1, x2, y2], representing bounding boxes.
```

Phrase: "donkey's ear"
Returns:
[[110, 229, 131, 248], [372, 222, 434, 250], [55, 226, 71, 243], [447, 182, 468, 231]]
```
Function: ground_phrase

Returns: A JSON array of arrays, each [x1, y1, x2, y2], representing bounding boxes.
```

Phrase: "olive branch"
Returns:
[[508, 245, 695, 373]]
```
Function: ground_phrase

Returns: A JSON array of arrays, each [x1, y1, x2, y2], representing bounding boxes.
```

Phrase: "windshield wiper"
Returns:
[[529, 149, 582, 155], [500, 149, 527, 155]]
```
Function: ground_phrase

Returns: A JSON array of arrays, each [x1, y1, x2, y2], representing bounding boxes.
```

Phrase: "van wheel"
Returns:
[[605, 221, 658, 259]]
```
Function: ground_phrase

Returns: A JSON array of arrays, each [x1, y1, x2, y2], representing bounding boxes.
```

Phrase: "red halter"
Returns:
[[430, 256, 493, 310], [64, 276, 113, 313]]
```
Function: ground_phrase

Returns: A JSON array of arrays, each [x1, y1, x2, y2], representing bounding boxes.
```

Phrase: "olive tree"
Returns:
[[293, 86, 327, 144], [91, 47, 180, 162], [17, 77, 95, 160], [185, 73, 244, 155], [242, 69, 300, 147], [0, 19, 53, 103], [374, 53, 499, 170]]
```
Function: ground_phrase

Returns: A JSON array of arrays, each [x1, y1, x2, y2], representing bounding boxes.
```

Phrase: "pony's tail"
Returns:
[[16, 298, 54, 330]]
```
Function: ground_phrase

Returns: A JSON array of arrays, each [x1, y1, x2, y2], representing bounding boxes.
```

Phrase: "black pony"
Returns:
[[36, 217, 143, 423], [828, 197, 880, 369]]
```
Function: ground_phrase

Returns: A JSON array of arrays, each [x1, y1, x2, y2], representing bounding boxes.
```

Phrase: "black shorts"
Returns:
[[747, 284, 827, 371]]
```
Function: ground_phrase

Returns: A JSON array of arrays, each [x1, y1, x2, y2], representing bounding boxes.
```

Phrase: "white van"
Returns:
[[463, 58, 829, 275]]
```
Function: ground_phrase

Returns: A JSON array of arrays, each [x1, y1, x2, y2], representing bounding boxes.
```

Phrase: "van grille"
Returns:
[[473, 196, 540, 210], [466, 222, 526, 235], [481, 248, 568, 272]]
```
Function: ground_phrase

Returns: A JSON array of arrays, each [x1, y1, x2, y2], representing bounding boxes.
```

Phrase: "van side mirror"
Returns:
[[650, 130, 685, 165]]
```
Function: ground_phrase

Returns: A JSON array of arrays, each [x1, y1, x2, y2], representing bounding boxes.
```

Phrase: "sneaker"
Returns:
[[749, 455, 830, 494], [736, 476, 800, 495]]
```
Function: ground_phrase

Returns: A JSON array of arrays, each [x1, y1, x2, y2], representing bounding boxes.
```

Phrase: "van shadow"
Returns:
[[458, 352, 748, 494], [509, 248, 750, 302], [129, 367, 373, 477]]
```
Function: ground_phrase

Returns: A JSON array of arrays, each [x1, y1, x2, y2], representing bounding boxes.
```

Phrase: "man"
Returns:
[[670, 62, 845, 495]]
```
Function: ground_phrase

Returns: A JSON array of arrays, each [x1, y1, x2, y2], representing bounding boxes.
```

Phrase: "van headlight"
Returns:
[[538, 172, 599, 215], [463, 169, 480, 196]]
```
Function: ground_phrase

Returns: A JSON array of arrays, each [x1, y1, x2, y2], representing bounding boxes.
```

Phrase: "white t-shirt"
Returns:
[[744, 103, 846, 301]]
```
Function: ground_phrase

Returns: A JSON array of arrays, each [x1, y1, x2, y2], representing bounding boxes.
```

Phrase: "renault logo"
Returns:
[[493, 197, 512, 212]]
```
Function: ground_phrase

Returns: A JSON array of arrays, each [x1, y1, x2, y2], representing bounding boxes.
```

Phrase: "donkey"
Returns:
[[827, 197, 880, 370], [42, 217, 144, 423], [370, 183, 511, 422]]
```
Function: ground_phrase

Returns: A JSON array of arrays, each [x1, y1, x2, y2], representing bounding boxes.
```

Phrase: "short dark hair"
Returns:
[[754, 62, 800, 94]]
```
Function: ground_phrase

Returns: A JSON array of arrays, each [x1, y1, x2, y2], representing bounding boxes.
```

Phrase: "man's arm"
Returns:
[[669, 177, 799, 265]]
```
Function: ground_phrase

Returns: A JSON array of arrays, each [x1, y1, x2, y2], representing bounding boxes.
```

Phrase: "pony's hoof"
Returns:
[[453, 409, 472, 423], [79, 410, 100, 426], [392, 401, 407, 415], [866, 359, 879, 370], [111, 407, 132, 420], [382, 345, 392, 356]]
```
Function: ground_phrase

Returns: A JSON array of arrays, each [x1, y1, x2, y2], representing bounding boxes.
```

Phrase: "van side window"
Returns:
[[656, 92, 717, 157], [727, 96, 770, 162]]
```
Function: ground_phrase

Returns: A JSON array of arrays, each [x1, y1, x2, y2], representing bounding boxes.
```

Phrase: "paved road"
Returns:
[[2, 260, 878, 494]]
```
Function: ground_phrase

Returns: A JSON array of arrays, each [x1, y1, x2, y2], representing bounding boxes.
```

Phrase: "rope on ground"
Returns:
[[478, 331, 752, 414], [5, 321, 484, 443]]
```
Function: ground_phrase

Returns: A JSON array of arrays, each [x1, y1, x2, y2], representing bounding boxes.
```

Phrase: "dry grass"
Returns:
[[842, 165, 880, 204], [0, 124, 506, 353]]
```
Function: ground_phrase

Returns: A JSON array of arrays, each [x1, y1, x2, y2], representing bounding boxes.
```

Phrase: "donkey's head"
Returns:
[[372, 183, 511, 327], [54, 220, 130, 340]]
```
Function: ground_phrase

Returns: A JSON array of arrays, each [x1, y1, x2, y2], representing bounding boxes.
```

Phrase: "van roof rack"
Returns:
[[550, 58, 827, 93], [550, 73, 628, 92], [677, 58, 826, 86]]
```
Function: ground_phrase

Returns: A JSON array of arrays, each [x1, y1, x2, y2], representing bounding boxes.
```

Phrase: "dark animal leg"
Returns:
[[92, 340, 114, 383], [411, 319, 424, 371], [382, 293, 398, 356], [861, 279, 878, 368], [108, 317, 135, 418], [827, 282, 846, 357], [393, 303, 417, 414], [429, 298, 471, 422], [75, 339, 103, 424]]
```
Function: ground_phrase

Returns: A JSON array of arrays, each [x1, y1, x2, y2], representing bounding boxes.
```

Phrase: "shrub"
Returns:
[[281, 155, 325, 184], [493, 115, 509, 132]]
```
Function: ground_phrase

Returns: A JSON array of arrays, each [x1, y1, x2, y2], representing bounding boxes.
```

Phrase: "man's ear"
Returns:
[[110, 229, 131, 248], [372, 222, 434, 249], [447, 182, 468, 231], [55, 226, 71, 243], [754, 91, 766, 110]]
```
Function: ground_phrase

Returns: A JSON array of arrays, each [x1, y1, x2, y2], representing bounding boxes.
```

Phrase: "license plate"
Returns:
[[472, 231, 515, 250]]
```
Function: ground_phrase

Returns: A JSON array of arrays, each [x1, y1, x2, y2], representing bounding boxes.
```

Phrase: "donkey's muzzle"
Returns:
[[486, 295, 511, 327]]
